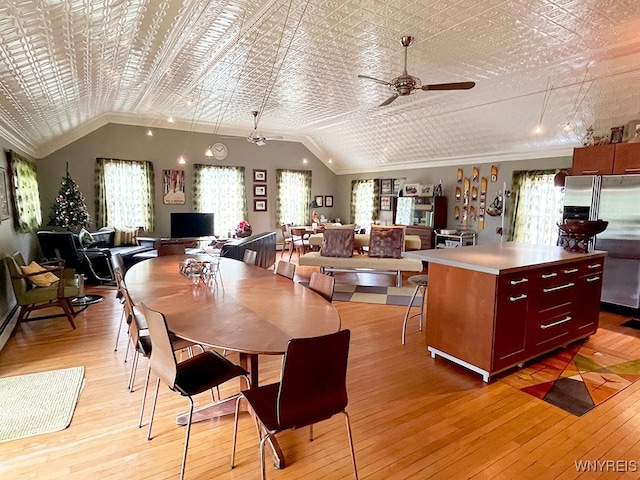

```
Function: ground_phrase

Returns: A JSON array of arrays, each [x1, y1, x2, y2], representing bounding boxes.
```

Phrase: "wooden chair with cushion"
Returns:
[[112, 255, 128, 352], [290, 227, 310, 258], [280, 224, 293, 259], [140, 303, 249, 480], [309, 271, 335, 302], [4, 251, 80, 331], [275, 260, 296, 281], [231, 329, 357, 480]]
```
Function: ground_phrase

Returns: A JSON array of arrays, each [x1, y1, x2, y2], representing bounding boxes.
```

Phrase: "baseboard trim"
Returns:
[[0, 304, 18, 351]]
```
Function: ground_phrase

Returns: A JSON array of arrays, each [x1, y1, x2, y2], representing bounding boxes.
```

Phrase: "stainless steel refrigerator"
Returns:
[[563, 174, 640, 310]]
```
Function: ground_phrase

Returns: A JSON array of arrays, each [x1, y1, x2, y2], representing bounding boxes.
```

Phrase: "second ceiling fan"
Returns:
[[246, 110, 283, 146], [359, 36, 475, 107]]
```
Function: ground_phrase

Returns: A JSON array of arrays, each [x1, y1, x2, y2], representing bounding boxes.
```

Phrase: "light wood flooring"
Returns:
[[1, 257, 640, 480]]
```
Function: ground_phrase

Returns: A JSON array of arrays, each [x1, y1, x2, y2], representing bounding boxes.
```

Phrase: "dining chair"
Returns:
[[309, 271, 335, 302], [242, 249, 257, 265], [280, 224, 293, 259], [290, 227, 310, 258], [140, 303, 249, 480], [401, 274, 428, 345], [4, 252, 79, 331], [112, 256, 128, 352], [275, 260, 296, 281], [231, 329, 357, 480]]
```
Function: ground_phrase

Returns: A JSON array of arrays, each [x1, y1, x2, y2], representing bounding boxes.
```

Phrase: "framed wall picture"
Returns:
[[253, 199, 267, 212], [419, 184, 434, 196], [403, 183, 420, 196], [253, 184, 267, 197], [380, 196, 391, 211], [162, 169, 185, 205], [314, 195, 323, 207], [380, 178, 392, 195], [0, 167, 9, 220], [324, 195, 333, 207], [253, 169, 267, 182], [393, 178, 404, 195]]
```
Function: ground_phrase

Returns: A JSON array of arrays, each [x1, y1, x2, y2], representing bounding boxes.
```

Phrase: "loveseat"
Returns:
[[298, 225, 423, 287], [220, 231, 276, 269]]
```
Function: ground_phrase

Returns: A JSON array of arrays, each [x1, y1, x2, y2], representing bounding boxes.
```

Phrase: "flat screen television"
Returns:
[[170, 212, 214, 239]]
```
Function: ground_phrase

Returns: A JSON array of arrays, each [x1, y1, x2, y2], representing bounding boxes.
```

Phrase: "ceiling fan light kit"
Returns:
[[359, 35, 475, 107], [246, 110, 283, 146]]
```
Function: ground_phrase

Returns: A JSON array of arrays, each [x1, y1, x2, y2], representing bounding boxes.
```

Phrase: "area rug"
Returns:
[[300, 282, 422, 306], [0, 366, 85, 442], [500, 342, 640, 416]]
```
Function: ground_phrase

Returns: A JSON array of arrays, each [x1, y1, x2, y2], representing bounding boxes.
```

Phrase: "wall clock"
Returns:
[[211, 143, 228, 160]]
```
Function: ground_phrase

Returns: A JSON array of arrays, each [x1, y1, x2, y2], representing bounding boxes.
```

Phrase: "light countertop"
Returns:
[[403, 242, 606, 275]]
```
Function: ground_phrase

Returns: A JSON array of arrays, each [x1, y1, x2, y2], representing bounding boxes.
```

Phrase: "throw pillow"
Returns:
[[20, 261, 60, 287], [320, 229, 354, 258], [78, 228, 94, 247], [114, 226, 137, 246], [368, 226, 405, 258]]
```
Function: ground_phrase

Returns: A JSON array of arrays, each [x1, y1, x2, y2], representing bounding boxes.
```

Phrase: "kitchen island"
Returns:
[[405, 242, 606, 382]]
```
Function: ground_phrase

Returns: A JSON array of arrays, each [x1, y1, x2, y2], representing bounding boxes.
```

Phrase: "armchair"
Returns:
[[37, 230, 113, 283], [4, 252, 79, 331]]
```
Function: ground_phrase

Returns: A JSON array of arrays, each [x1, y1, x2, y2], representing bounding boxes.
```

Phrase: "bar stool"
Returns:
[[402, 274, 428, 344]]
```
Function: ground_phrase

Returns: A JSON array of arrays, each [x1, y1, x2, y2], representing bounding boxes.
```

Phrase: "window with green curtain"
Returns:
[[6, 150, 42, 233], [95, 158, 155, 231], [350, 179, 379, 228], [193, 164, 247, 236], [275, 169, 312, 225], [509, 170, 564, 245]]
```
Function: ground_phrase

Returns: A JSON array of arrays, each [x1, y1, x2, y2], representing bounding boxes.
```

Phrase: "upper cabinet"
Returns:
[[571, 144, 615, 175], [612, 143, 640, 174], [572, 143, 640, 175]]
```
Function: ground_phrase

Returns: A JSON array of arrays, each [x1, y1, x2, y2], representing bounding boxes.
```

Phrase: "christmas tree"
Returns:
[[48, 164, 90, 231]]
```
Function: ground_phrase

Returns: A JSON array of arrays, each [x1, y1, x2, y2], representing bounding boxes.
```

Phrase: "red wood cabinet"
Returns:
[[612, 142, 640, 174], [572, 142, 640, 175], [572, 145, 615, 175], [425, 253, 606, 382]]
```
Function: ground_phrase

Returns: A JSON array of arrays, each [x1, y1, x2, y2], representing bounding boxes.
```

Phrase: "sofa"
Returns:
[[220, 231, 276, 269], [298, 226, 423, 287]]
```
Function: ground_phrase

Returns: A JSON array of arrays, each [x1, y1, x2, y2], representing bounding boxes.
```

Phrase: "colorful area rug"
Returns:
[[500, 342, 640, 416], [300, 282, 423, 306], [0, 366, 85, 442]]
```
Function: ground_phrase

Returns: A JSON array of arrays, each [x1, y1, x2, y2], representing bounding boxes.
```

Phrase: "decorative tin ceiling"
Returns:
[[1, 0, 640, 173]]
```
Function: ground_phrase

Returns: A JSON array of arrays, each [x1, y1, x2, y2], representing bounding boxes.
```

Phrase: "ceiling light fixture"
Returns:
[[146, 128, 153, 136], [533, 77, 552, 135], [205, 146, 213, 157], [178, 155, 186, 165]]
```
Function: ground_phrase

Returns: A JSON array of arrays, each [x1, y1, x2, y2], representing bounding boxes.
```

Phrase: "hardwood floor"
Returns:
[[1, 257, 639, 479]]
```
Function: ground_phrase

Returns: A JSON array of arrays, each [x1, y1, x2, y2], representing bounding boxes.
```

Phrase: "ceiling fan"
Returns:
[[358, 36, 475, 107], [246, 110, 283, 146]]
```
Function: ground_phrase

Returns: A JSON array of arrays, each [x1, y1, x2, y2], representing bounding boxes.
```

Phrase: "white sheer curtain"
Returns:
[[193, 165, 247, 237], [350, 179, 378, 228], [510, 171, 564, 246], [276, 169, 311, 226]]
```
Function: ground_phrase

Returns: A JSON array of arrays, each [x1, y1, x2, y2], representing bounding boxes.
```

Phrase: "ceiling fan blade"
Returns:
[[358, 74, 391, 86], [421, 81, 475, 91], [379, 95, 399, 107]]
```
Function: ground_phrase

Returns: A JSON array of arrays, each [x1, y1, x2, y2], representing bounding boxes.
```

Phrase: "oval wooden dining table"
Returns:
[[125, 254, 341, 468]]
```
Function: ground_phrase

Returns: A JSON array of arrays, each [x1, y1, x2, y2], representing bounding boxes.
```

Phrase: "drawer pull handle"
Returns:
[[588, 263, 602, 269], [563, 268, 578, 274], [587, 276, 601, 282], [582, 170, 599, 174], [510, 278, 528, 285], [543, 282, 575, 293], [625, 168, 640, 173], [541, 316, 572, 330], [509, 294, 528, 302], [541, 273, 558, 279]]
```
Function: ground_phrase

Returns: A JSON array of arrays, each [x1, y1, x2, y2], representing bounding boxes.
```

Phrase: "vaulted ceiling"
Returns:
[[1, 0, 640, 174]]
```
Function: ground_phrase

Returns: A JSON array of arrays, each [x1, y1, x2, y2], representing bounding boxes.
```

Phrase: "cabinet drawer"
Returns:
[[533, 309, 573, 349]]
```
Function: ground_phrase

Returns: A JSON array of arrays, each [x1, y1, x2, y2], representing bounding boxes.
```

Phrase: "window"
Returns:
[[275, 169, 312, 225], [95, 158, 155, 231], [193, 165, 247, 236], [6, 150, 42, 233], [350, 179, 379, 228], [509, 170, 564, 246]]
